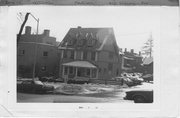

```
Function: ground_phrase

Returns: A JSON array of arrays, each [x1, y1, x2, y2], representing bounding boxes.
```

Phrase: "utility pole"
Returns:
[[30, 13, 39, 81]]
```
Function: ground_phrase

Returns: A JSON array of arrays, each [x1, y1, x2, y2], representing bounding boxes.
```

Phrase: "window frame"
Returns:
[[19, 49, 25, 56], [83, 51, 88, 60], [91, 51, 96, 61], [43, 51, 48, 57]]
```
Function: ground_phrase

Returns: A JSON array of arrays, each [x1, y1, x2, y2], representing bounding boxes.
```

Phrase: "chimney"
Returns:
[[125, 48, 127, 52], [44, 30, 50, 37], [139, 51, 141, 56], [131, 49, 134, 54], [25, 26, 31, 35], [77, 26, 81, 29]]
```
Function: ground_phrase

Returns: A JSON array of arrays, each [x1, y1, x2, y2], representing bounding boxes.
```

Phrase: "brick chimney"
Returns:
[[139, 51, 141, 56], [44, 30, 50, 37], [77, 26, 81, 29], [25, 26, 31, 35], [131, 49, 134, 54]]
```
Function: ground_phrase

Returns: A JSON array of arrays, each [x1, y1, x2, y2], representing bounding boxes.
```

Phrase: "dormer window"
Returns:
[[76, 32, 83, 46], [67, 39, 73, 46], [87, 33, 95, 46], [87, 39, 95, 46]]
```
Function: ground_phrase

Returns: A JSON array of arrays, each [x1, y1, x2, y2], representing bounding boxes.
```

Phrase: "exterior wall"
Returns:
[[17, 42, 59, 78], [19, 35, 56, 45], [59, 48, 122, 81], [97, 51, 121, 81]]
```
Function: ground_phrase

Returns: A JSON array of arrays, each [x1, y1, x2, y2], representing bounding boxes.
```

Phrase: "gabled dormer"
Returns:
[[86, 33, 95, 47], [76, 32, 84, 46], [67, 38, 74, 46], [65, 34, 74, 46]]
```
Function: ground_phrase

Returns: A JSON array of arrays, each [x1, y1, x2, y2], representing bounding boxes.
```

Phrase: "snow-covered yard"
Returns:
[[44, 82, 128, 95]]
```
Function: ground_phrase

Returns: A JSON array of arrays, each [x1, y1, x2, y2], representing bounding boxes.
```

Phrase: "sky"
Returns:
[[14, 6, 163, 53]]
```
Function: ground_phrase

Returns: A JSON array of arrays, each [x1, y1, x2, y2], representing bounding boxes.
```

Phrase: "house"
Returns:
[[142, 57, 153, 74], [121, 48, 143, 73], [17, 26, 60, 78], [58, 26, 122, 83]]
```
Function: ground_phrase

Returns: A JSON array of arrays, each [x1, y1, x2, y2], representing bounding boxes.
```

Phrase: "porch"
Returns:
[[62, 61, 98, 82]]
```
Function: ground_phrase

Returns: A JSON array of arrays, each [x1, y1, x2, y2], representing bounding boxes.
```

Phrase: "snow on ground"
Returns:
[[44, 82, 128, 95]]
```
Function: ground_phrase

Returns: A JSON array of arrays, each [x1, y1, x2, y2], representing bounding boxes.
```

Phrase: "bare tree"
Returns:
[[142, 33, 153, 57]]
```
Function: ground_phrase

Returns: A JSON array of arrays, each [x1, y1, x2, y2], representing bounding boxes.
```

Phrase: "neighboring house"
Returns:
[[17, 26, 59, 78], [142, 57, 153, 74], [121, 48, 143, 73], [58, 26, 122, 83]]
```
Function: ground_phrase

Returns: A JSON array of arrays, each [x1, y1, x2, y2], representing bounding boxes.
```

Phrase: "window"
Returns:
[[19, 50, 25, 55], [92, 69, 97, 78], [108, 63, 113, 71], [43, 51, 48, 56], [68, 39, 73, 46], [99, 68, 101, 73], [91, 52, 96, 61], [70, 50, 75, 59], [109, 52, 114, 59], [64, 66, 68, 75], [63, 50, 67, 58], [83, 51, 87, 60], [86, 69, 90, 76], [69, 67, 74, 74], [87, 39, 95, 46], [116, 69, 119, 76]]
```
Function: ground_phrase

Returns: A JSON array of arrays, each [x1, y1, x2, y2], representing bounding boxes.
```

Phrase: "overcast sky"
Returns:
[[12, 6, 178, 54]]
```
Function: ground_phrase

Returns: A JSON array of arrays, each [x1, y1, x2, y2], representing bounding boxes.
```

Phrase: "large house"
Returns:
[[58, 26, 122, 83], [17, 26, 60, 78]]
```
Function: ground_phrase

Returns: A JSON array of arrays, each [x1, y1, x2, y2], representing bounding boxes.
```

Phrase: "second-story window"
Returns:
[[91, 52, 96, 61], [63, 50, 68, 58], [70, 50, 75, 59], [83, 51, 87, 60], [108, 63, 113, 71], [19, 50, 25, 56], [43, 51, 48, 56]]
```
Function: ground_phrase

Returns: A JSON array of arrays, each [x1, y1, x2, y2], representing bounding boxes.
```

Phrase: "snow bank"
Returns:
[[44, 82, 126, 95]]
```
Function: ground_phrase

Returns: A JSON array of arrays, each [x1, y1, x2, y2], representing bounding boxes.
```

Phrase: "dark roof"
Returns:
[[59, 27, 119, 53], [143, 57, 153, 65]]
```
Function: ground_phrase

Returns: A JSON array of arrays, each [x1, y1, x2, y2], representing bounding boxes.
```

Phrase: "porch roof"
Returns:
[[62, 61, 97, 68]]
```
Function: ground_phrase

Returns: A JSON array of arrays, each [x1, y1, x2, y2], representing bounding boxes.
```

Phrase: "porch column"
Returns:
[[62, 65, 64, 76], [90, 68, 92, 79], [96, 68, 98, 79], [75, 67, 78, 77]]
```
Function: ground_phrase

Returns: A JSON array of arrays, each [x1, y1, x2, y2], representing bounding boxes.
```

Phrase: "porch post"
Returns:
[[96, 68, 98, 79], [90, 68, 92, 79], [75, 67, 78, 77], [62, 65, 64, 76]]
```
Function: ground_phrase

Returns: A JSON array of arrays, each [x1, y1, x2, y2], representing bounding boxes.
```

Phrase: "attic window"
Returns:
[[67, 39, 73, 45], [87, 39, 95, 46]]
